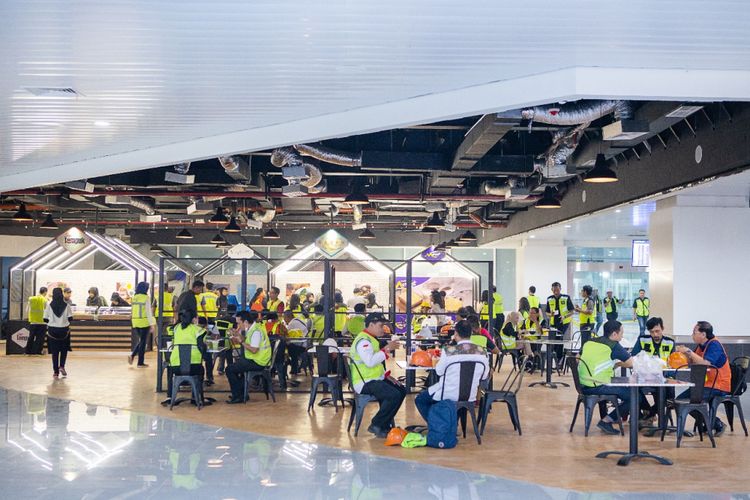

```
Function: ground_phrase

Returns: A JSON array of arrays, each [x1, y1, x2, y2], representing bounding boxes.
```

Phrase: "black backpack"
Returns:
[[730, 362, 747, 396]]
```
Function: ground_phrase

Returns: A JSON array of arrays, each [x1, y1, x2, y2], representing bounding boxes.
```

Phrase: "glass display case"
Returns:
[[71, 305, 132, 321]]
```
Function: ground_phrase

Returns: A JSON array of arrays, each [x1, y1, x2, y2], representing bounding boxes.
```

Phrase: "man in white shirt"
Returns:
[[350, 313, 405, 438], [414, 320, 490, 423], [347, 287, 366, 309]]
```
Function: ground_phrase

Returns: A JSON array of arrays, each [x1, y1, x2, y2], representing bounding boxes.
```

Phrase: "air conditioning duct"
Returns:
[[252, 208, 276, 223], [104, 195, 156, 215], [271, 147, 327, 195], [520, 100, 632, 126], [218, 155, 252, 181], [294, 144, 362, 167]]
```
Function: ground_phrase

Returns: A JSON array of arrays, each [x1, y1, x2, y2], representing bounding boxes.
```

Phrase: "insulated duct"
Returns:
[[104, 195, 156, 215], [218, 155, 252, 182], [252, 208, 276, 223], [520, 100, 632, 126], [352, 204, 363, 224], [270, 147, 327, 194], [293, 144, 362, 168], [173, 162, 191, 175]]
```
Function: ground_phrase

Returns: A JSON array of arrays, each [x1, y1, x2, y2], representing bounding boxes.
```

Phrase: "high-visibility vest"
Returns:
[[579, 339, 615, 388], [635, 297, 650, 317], [480, 293, 504, 320], [28, 295, 47, 324], [156, 291, 174, 318], [520, 310, 530, 322], [639, 336, 675, 361], [695, 338, 732, 394], [201, 292, 218, 318], [334, 305, 348, 332], [470, 334, 488, 349], [547, 294, 572, 326], [604, 296, 618, 314], [267, 299, 282, 313], [522, 318, 541, 340], [311, 314, 325, 340], [412, 314, 426, 333], [345, 316, 365, 336], [243, 325, 272, 366], [290, 304, 304, 320], [499, 325, 517, 349], [131, 294, 151, 328], [350, 332, 385, 388], [527, 295, 540, 309], [579, 298, 594, 325], [169, 323, 202, 366]]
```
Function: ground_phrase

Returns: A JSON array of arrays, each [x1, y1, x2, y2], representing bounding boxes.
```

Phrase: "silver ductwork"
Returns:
[[104, 195, 156, 215], [480, 180, 531, 200], [270, 147, 300, 168], [218, 155, 252, 182], [352, 205, 363, 224], [271, 147, 327, 194], [252, 208, 276, 223], [173, 162, 191, 175], [424, 202, 446, 213], [521, 100, 632, 126], [294, 144, 362, 168]]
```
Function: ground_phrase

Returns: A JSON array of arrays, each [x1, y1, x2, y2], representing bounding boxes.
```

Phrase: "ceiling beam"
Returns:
[[451, 115, 515, 171]]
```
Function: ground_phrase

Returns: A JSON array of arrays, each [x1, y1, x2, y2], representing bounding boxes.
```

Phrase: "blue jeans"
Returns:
[[637, 316, 648, 335], [582, 385, 631, 421], [594, 315, 604, 336], [415, 390, 437, 423]]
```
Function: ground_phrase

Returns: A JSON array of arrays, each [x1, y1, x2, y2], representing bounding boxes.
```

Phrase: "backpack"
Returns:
[[426, 399, 458, 449], [730, 362, 747, 396]]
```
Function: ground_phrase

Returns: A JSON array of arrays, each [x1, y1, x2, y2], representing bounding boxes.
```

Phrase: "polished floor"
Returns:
[[1, 348, 749, 497]]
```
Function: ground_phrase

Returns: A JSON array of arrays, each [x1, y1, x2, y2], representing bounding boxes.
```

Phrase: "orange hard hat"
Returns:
[[410, 350, 433, 367], [668, 351, 689, 369], [440, 324, 452, 334], [385, 427, 408, 446]]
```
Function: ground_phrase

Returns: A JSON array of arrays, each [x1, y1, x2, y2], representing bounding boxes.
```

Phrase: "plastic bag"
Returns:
[[631, 351, 665, 384]]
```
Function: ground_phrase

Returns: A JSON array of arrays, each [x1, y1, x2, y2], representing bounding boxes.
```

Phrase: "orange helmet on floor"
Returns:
[[385, 427, 408, 446], [410, 350, 433, 367], [668, 351, 689, 369]]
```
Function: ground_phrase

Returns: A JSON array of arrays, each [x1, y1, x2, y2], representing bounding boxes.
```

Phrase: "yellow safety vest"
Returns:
[[157, 291, 174, 318], [480, 293, 504, 320], [28, 295, 46, 324], [311, 314, 325, 340], [201, 292, 218, 318], [604, 296, 618, 314], [547, 295, 572, 326], [244, 325, 272, 366], [527, 295, 540, 309], [522, 318, 541, 340], [579, 339, 615, 388], [131, 293, 152, 328], [580, 298, 594, 325], [500, 325, 517, 349], [267, 299, 282, 313], [345, 316, 365, 336], [334, 305, 348, 332], [350, 332, 385, 387], [470, 334, 488, 348], [639, 337, 675, 361], [635, 297, 650, 317], [169, 323, 202, 366]]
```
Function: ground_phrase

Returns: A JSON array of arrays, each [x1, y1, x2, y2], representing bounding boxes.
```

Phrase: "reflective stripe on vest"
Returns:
[[579, 340, 615, 387], [500, 332, 517, 349], [267, 299, 282, 313], [131, 294, 151, 328], [547, 295, 572, 325], [29, 295, 46, 324], [635, 298, 650, 317], [169, 324, 202, 366], [156, 291, 174, 317], [639, 337, 675, 361], [244, 325, 272, 366], [580, 299, 594, 325], [350, 332, 385, 387], [201, 293, 218, 318]]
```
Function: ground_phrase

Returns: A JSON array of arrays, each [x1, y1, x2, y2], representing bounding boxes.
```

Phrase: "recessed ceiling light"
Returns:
[[564, 224, 572, 229], [610, 235, 618, 239], [615, 209, 622, 213], [529, 234, 536, 239], [94, 120, 110, 127]]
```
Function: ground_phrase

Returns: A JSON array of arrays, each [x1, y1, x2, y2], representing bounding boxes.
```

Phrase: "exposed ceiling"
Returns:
[[2, 0, 750, 193]]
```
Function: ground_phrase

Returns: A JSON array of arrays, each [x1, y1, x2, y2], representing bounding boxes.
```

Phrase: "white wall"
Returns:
[[0, 235, 51, 257], [515, 239, 568, 303], [648, 201, 675, 331]]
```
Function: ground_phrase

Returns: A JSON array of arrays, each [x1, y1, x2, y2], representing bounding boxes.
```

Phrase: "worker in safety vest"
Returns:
[[630, 316, 676, 422], [603, 290, 624, 322], [155, 285, 176, 324], [288, 293, 305, 320], [26, 286, 48, 355], [226, 311, 271, 404], [200, 282, 219, 323], [479, 287, 504, 332], [266, 286, 284, 315], [166, 309, 205, 400], [574, 285, 596, 346], [176, 281, 203, 318], [519, 307, 545, 369], [333, 292, 348, 334], [633, 289, 651, 336], [525, 286, 541, 309], [578, 320, 634, 435], [310, 304, 326, 340], [675, 321, 732, 436], [546, 281, 573, 365], [129, 282, 155, 367], [343, 303, 367, 337], [350, 313, 404, 438], [467, 314, 500, 356]]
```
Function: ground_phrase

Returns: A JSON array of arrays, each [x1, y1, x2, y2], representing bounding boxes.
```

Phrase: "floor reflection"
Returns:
[[0, 388, 728, 499]]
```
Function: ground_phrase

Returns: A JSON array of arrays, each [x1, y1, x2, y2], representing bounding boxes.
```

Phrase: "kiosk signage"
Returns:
[[421, 246, 445, 264], [228, 243, 255, 259], [57, 227, 90, 254]]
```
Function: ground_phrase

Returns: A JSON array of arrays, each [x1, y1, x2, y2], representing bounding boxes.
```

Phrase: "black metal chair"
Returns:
[[493, 338, 520, 373], [561, 331, 582, 376], [308, 345, 345, 412], [346, 360, 380, 437], [438, 360, 487, 445], [479, 355, 527, 436], [710, 356, 750, 436], [662, 364, 716, 448], [568, 356, 624, 436], [243, 339, 281, 403], [169, 344, 204, 411]]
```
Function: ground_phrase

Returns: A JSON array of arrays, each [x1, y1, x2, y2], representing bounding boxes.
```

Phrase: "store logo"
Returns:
[[57, 227, 90, 254], [421, 246, 445, 264], [11, 328, 29, 348], [315, 230, 347, 257], [228, 243, 255, 259]]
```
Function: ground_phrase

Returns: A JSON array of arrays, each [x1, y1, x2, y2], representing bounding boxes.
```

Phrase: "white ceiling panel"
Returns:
[[2, 0, 750, 189]]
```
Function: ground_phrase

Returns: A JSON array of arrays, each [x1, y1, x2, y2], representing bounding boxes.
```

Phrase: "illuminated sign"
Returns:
[[56, 227, 90, 254], [421, 246, 445, 264], [228, 243, 255, 259], [315, 230, 348, 257]]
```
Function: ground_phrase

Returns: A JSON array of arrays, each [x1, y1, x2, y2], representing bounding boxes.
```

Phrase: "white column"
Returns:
[[649, 195, 750, 337], [515, 238, 568, 302]]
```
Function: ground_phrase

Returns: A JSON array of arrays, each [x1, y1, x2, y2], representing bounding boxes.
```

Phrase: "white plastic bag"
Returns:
[[631, 351, 665, 383]]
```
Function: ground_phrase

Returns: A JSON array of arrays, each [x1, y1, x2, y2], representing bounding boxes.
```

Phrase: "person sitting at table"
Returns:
[[674, 321, 731, 436], [467, 315, 500, 357], [283, 309, 309, 375], [518, 297, 531, 322], [518, 307, 545, 369], [195, 316, 216, 386], [225, 311, 271, 404], [310, 304, 326, 340], [343, 303, 367, 337], [630, 316, 676, 423], [415, 320, 490, 423], [334, 292, 348, 334], [110, 292, 129, 307], [166, 309, 205, 403], [350, 313, 404, 438], [578, 320, 634, 435]]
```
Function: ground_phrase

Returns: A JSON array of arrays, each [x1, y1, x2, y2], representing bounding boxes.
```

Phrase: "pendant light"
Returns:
[[210, 233, 225, 245], [285, 243, 298, 250], [584, 154, 618, 183], [12, 203, 33, 222], [425, 212, 445, 229], [421, 226, 438, 234], [40, 213, 58, 229], [176, 228, 193, 239], [209, 206, 229, 224], [344, 191, 369, 205], [262, 229, 280, 239], [358, 228, 376, 239], [535, 186, 562, 209], [458, 230, 477, 242], [223, 215, 242, 233]]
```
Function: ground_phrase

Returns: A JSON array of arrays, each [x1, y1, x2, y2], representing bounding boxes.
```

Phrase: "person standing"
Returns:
[[545, 281, 574, 364], [155, 285, 176, 325], [226, 311, 271, 404], [43, 288, 73, 378], [63, 287, 74, 306], [266, 287, 284, 315], [200, 282, 219, 324], [603, 290, 623, 322], [350, 313, 404, 437], [480, 288, 504, 333], [574, 285, 596, 346], [216, 287, 229, 316], [592, 289, 604, 336], [525, 286, 540, 310], [176, 281, 203, 318], [26, 287, 48, 355], [633, 289, 651, 336], [129, 282, 155, 367]]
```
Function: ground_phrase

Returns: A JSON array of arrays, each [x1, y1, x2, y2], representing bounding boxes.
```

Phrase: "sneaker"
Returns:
[[597, 421, 620, 435], [128, 355, 134, 365], [59, 367, 67, 377], [137, 363, 149, 368], [714, 419, 726, 437], [367, 425, 388, 438], [53, 372, 59, 379]]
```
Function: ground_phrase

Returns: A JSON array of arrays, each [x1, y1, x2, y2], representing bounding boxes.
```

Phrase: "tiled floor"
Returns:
[[1, 348, 749, 497]]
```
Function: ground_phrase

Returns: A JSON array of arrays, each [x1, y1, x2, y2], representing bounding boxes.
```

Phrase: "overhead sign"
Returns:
[[421, 246, 445, 264], [56, 227, 90, 254], [228, 243, 255, 259], [315, 230, 348, 258]]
